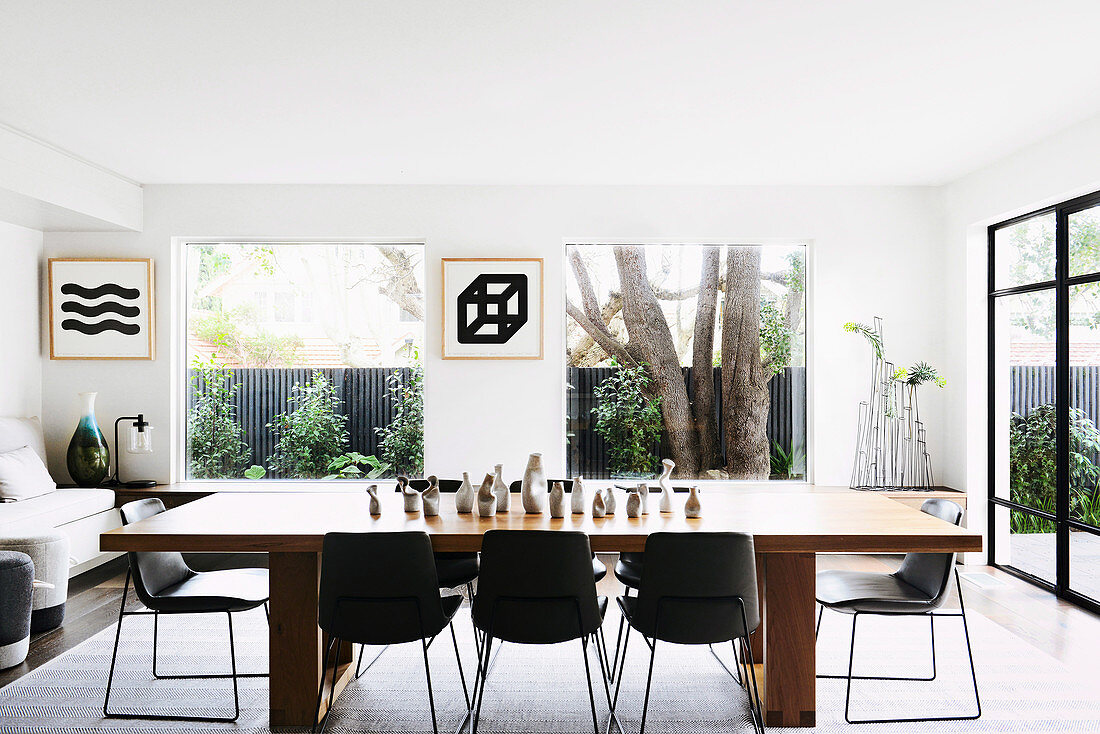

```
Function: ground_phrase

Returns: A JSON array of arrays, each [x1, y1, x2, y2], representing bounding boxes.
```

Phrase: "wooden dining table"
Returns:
[[101, 486, 981, 728]]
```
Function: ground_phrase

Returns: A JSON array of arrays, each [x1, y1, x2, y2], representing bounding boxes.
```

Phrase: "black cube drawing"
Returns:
[[456, 273, 528, 344]]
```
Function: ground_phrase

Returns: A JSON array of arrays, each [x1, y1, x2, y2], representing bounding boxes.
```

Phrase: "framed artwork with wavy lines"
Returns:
[[48, 258, 155, 360]]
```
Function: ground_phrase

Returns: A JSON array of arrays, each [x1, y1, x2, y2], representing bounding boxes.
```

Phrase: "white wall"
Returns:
[[941, 112, 1100, 559], [41, 184, 947, 487], [0, 220, 43, 419]]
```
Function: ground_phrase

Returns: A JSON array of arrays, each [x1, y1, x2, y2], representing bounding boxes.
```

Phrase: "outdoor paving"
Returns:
[[1008, 529, 1100, 599]]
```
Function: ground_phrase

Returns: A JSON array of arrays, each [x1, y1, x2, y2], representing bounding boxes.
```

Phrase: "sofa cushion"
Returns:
[[0, 417, 47, 464], [0, 488, 115, 534], [0, 446, 57, 502]]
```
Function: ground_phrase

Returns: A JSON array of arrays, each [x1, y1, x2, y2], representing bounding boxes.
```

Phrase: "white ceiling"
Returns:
[[3, 0, 1100, 186]]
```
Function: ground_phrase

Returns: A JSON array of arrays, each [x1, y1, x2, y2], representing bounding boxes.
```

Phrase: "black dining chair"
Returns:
[[508, 479, 610, 583], [815, 498, 980, 724], [610, 531, 764, 734], [104, 498, 269, 723], [471, 530, 614, 734], [314, 531, 469, 734]]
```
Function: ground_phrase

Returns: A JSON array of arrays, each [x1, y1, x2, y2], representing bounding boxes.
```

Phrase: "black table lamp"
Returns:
[[104, 414, 157, 488]]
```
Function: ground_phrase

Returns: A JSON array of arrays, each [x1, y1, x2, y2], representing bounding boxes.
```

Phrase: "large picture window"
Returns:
[[565, 243, 807, 481], [183, 242, 425, 480], [989, 190, 1100, 613]]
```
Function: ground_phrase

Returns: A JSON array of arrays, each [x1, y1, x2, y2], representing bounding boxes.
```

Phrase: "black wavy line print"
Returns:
[[60, 282, 140, 300], [61, 319, 141, 335], [61, 301, 140, 318]]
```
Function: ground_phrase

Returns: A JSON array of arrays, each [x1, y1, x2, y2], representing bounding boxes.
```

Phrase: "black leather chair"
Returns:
[[314, 531, 469, 734], [104, 498, 269, 723], [471, 530, 614, 734], [815, 498, 980, 724], [508, 479, 609, 582], [610, 532, 764, 734]]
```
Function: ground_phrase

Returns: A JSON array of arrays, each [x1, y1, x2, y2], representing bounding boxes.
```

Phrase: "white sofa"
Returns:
[[0, 417, 120, 576]]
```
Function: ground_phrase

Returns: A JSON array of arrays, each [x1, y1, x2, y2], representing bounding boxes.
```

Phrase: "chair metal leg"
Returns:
[[151, 609, 268, 680], [101, 569, 129, 718], [708, 641, 743, 684], [738, 630, 765, 734], [355, 643, 390, 678], [818, 607, 937, 681], [422, 635, 440, 734], [313, 636, 338, 734], [580, 635, 601, 734], [816, 604, 823, 639], [472, 634, 494, 734], [638, 638, 658, 734]]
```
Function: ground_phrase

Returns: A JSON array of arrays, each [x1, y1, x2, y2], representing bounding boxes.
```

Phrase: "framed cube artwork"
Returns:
[[441, 257, 543, 359], [48, 258, 155, 360]]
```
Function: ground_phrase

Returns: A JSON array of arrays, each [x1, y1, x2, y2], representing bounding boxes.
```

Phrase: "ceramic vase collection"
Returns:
[[423, 475, 440, 517], [366, 484, 381, 516], [571, 475, 586, 514], [591, 490, 606, 518], [684, 485, 702, 518], [493, 463, 510, 512], [521, 452, 547, 514], [658, 458, 675, 513], [637, 483, 649, 514], [455, 472, 475, 513], [626, 489, 641, 518], [602, 487, 616, 515], [549, 481, 566, 518], [66, 392, 110, 488], [477, 473, 497, 517]]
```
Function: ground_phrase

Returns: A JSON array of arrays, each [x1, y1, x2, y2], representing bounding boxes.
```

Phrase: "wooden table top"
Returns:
[[101, 487, 982, 554]]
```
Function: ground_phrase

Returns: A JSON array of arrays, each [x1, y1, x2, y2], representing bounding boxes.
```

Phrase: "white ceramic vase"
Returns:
[[658, 458, 675, 513], [684, 485, 702, 518], [400, 476, 421, 512], [455, 471, 475, 513], [477, 473, 497, 517], [367, 484, 381, 516], [549, 481, 566, 518], [626, 490, 641, 518], [638, 483, 649, 514], [493, 463, 510, 512], [603, 487, 616, 515], [591, 490, 606, 518], [571, 475, 586, 514], [521, 453, 547, 514], [423, 475, 440, 517]]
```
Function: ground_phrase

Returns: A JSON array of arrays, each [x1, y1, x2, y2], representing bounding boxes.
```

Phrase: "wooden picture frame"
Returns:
[[441, 257, 543, 360], [48, 258, 156, 360]]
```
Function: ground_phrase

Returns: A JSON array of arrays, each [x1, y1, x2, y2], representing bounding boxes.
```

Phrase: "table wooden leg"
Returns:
[[763, 552, 816, 728], [750, 552, 765, 662], [268, 551, 322, 727]]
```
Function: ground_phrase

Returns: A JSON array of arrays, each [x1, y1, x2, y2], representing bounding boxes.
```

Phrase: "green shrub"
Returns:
[[187, 357, 251, 479], [592, 359, 663, 475], [1009, 403, 1100, 532], [376, 353, 425, 477], [324, 452, 391, 480], [267, 372, 349, 478]]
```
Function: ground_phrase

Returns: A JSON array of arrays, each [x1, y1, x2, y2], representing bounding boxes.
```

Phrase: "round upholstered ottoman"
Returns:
[[0, 530, 69, 632], [0, 551, 33, 669]]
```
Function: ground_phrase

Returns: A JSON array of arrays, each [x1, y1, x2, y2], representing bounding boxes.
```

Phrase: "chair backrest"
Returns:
[[633, 532, 759, 644], [473, 530, 602, 644], [407, 478, 462, 492], [507, 479, 572, 493], [894, 499, 964, 604], [319, 531, 447, 645], [118, 498, 194, 603]]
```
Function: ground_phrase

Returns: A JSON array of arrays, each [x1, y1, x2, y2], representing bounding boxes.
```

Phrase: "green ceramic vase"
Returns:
[[66, 392, 110, 487]]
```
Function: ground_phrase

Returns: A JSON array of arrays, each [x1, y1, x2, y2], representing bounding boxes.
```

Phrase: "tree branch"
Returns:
[[565, 299, 638, 368]]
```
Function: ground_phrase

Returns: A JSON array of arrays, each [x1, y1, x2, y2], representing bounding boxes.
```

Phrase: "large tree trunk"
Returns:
[[721, 247, 771, 479], [614, 246, 700, 477], [691, 247, 721, 471]]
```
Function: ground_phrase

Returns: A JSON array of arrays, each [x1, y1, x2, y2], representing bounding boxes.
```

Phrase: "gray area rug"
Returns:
[[1, 602, 1098, 732]]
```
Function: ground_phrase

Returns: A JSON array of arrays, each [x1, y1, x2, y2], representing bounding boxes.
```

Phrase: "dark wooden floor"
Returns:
[[3, 553, 1099, 689]]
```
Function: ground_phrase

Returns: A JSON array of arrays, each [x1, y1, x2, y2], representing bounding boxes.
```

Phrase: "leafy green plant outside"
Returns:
[[592, 358, 663, 476], [267, 371, 349, 478], [187, 357, 251, 479], [770, 440, 805, 480], [324, 452, 391, 480], [1009, 403, 1100, 532], [376, 350, 424, 477]]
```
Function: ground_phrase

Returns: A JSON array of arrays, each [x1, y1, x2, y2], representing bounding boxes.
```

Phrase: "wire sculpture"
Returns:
[[848, 317, 936, 489]]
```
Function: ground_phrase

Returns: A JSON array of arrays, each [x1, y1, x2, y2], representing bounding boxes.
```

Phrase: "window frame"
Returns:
[[987, 189, 1100, 615], [172, 237, 426, 484]]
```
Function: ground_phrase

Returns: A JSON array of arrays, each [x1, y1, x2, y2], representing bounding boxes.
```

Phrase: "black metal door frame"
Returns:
[[988, 188, 1100, 616]]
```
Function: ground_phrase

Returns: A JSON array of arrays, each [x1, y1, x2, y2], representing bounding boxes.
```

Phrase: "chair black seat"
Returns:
[[435, 552, 479, 589], [592, 556, 607, 583], [150, 567, 269, 614], [816, 569, 937, 614], [613, 558, 642, 588]]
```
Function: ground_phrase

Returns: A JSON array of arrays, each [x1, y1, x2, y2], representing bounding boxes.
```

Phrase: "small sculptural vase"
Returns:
[[571, 475, 586, 514], [477, 473, 497, 517], [66, 392, 110, 487], [638, 483, 650, 514], [549, 481, 566, 518], [603, 487, 616, 515], [493, 463, 511, 513], [400, 477, 422, 512], [684, 486, 702, 518], [626, 491, 641, 518], [367, 485, 382, 516], [422, 476, 440, 517], [521, 453, 547, 514], [455, 472, 475, 513], [591, 490, 606, 518], [658, 459, 676, 513]]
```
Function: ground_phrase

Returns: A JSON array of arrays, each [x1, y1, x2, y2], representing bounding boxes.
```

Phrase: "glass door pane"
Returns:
[[1070, 526, 1100, 601], [1068, 283, 1100, 529], [1069, 203, 1100, 277], [994, 504, 1056, 583], [993, 289, 1057, 513], [994, 212, 1056, 289]]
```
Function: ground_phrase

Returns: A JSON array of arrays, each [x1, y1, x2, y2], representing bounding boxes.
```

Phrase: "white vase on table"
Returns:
[[493, 463, 510, 512], [521, 453, 546, 514], [455, 472, 475, 513]]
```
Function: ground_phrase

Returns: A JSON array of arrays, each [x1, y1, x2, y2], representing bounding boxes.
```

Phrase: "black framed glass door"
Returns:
[[989, 190, 1100, 614]]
